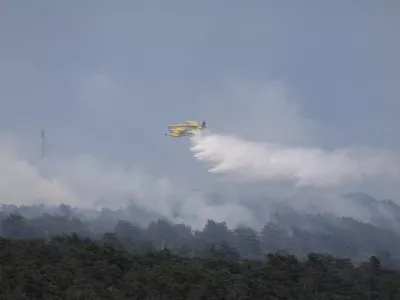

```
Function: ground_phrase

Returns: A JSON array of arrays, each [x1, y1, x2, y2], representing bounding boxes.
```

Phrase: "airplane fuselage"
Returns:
[[165, 120, 207, 137], [168, 125, 199, 130]]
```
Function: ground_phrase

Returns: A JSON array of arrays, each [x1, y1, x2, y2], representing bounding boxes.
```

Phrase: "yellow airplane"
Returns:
[[165, 129, 194, 137], [168, 120, 207, 131]]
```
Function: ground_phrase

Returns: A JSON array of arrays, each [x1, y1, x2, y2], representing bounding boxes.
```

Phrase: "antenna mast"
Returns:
[[41, 127, 46, 163]]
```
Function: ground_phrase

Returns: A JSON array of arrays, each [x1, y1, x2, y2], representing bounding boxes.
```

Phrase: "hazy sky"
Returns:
[[0, 1, 399, 226]]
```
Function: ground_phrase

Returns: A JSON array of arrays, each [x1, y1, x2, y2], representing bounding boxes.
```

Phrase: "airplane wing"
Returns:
[[168, 120, 206, 130], [165, 129, 194, 137]]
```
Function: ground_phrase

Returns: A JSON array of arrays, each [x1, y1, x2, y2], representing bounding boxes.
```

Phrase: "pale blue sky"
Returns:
[[0, 1, 399, 196]]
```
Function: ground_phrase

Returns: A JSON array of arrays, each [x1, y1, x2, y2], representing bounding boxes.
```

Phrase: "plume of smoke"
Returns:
[[0, 131, 255, 229], [1, 130, 400, 231], [190, 132, 400, 189]]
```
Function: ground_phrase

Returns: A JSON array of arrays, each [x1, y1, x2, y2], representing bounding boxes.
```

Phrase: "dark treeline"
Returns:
[[2, 200, 400, 298], [1, 200, 400, 270], [1, 234, 400, 299]]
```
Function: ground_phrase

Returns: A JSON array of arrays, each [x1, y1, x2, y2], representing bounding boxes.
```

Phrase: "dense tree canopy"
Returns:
[[2, 201, 400, 268], [0, 235, 400, 299], [2, 199, 400, 298]]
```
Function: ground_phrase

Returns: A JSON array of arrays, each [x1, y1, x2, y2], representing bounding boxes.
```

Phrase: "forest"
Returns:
[[1, 194, 400, 299], [1, 234, 400, 299]]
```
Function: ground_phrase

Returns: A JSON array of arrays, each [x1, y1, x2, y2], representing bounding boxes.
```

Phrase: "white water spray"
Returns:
[[190, 132, 400, 188]]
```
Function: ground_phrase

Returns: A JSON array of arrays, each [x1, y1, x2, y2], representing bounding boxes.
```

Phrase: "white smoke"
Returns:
[[0, 131, 255, 229], [1, 129, 399, 230], [190, 132, 400, 189], [0, 132, 76, 206]]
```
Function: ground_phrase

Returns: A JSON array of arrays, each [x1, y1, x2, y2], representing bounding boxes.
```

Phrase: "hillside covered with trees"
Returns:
[[2, 195, 400, 267], [1, 234, 400, 299], [2, 195, 400, 299]]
